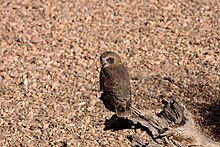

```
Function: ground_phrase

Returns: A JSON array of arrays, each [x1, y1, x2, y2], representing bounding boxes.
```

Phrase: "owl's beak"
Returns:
[[100, 57, 109, 68]]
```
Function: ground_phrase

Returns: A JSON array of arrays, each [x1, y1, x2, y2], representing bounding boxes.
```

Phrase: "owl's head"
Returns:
[[100, 51, 122, 68]]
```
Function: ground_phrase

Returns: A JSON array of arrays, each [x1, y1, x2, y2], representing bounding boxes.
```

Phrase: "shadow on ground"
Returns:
[[196, 101, 220, 141], [103, 114, 134, 131]]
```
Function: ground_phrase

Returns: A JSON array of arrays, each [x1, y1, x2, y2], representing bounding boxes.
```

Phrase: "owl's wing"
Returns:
[[100, 63, 131, 114]]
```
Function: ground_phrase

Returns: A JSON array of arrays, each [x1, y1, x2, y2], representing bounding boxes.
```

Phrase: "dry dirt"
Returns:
[[0, 0, 219, 146]]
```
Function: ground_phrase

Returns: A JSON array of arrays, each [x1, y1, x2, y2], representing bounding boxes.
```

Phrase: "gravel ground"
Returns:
[[0, 0, 219, 146]]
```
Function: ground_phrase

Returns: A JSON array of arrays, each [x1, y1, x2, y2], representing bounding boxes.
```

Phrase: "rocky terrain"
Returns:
[[0, 0, 219, 146]]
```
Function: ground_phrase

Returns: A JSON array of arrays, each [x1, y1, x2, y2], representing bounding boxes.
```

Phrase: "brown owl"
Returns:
[[99, 51, 131, 117]]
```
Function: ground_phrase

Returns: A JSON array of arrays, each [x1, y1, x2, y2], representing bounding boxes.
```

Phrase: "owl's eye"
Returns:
[[106, 57, 115, 64]]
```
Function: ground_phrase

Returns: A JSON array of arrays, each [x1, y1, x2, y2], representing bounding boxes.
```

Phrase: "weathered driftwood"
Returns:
[[101, 98, 220, 147]]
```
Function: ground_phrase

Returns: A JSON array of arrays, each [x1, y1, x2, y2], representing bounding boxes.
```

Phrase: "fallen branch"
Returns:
[[101, 98, 220, 146]]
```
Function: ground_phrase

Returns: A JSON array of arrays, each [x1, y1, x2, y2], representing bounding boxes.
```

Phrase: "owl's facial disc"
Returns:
[[101, 57, 115, 68], [106, 57, 115, 64]]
